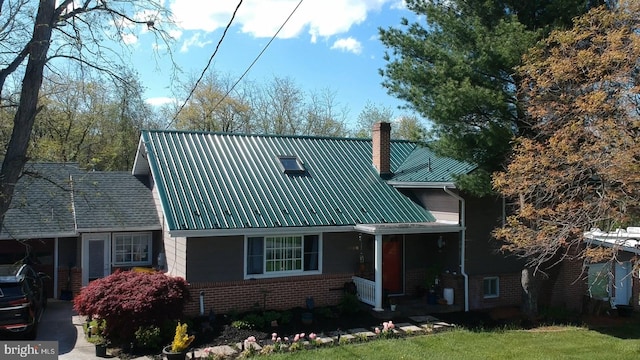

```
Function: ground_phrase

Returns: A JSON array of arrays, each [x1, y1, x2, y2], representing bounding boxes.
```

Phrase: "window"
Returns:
[[588, 263, 610, 300], [246, 234, 320, 278], [113, 232, 152, 266], [278, 156, 305, 174], [483, 277, 499, 298]]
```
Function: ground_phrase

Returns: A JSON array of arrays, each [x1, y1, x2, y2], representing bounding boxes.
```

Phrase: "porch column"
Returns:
[[374, 234, 383, 311]]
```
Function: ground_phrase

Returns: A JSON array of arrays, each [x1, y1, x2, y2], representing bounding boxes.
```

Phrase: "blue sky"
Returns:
[[127, 0, 420, 128]]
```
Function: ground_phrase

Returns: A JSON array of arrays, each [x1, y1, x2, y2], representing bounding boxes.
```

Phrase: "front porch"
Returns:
[[351, 225, 468, 312], [352, 274, 465, 316]]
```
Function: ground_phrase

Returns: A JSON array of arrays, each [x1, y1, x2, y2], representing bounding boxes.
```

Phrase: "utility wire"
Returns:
[[202, 0, 304, 124], [166, 0, 243, 129]]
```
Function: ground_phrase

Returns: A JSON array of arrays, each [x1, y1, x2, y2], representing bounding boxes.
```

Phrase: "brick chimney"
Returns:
[[372, 122, 391, 176]]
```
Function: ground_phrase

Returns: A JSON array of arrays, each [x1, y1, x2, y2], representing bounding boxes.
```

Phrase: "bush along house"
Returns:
[[0, 162, 162, 300], [133, 122, 525, 316]]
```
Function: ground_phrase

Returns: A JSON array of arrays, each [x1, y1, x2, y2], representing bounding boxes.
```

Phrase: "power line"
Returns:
[[200, 0, 304, 125], [166, 0, 244, 129]]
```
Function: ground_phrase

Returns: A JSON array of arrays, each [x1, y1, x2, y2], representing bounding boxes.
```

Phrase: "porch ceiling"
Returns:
[[354, 222, 462, 235]]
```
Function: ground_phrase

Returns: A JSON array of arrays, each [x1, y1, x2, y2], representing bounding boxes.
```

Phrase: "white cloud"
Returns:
[[145, 97, 176, 107], [121, 33, 139, 45], [331, 37, 363, 54], [168, 0, 391, 41], [180, 32, 213, 53]]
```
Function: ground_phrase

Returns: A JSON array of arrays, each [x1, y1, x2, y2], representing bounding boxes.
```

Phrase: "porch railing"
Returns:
[[352, 276, 375, 306]]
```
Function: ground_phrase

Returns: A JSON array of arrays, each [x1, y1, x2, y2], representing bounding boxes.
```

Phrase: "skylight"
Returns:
[[278, 155, 305, 174]]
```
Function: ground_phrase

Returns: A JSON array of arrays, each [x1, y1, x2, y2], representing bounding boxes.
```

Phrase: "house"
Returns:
[[0, 162, 162, 299], [132, 123, 525, 315], [581, 228, 640, 311]]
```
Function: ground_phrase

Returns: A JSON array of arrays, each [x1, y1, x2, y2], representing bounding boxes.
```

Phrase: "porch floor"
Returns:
[[368, 296, 464, 320]]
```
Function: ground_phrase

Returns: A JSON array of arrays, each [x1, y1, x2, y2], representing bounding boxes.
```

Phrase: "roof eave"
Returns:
[[387, 181, 457, 189], [169, 225, 355, 238], [355, 222, 463, 235], [0, 231, 78, 240], [76, 226, 162, 233]]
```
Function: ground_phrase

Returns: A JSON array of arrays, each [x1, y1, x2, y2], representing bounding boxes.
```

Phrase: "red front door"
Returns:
[[382, 236, 403, 294]]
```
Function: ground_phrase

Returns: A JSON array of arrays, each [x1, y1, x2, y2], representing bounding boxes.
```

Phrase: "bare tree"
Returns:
[[0, 0, 173, 229]]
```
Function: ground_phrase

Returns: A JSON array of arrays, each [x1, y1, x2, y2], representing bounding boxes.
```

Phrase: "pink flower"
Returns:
[[276, 337, 282, 342], [294, 334, 300, 342], [309, 333, 317, 340], [246, 336, 256, 343], [375, 327, 381, 334], [272, 332, 277, 339], [284, 337, 289, 342], [388, 321, 395, 329], [382, 322, 389, 331], [300, 333, 305, 338]]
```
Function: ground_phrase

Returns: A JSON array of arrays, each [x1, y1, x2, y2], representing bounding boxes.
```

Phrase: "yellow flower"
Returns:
[[171, 322, 195, 353]]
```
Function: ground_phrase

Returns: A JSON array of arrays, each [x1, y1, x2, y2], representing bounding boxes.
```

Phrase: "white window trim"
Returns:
[[112, 232, 153, 267], [483, 276, 499, 299], [244, 233, 322, 279]]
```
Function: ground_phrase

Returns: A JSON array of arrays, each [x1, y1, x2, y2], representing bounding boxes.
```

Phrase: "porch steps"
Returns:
[[188, 316, 455, 358]]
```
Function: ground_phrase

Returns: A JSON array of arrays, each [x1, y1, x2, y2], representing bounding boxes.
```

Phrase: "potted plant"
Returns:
[[388, 296, 397, 311], [85, 319, 108, 357], [163, 322, 195, 360]]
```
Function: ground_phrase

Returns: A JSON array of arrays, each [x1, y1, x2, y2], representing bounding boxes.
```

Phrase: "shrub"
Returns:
[[73, 270, 190, 345], [242, 313, 265, 329], [337, 293, 360, 315], [134, 325, 162, 350], [231, 320, 253, 330]]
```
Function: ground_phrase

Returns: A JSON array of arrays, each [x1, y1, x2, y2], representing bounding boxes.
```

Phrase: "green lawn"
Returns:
[[251, 326, 640, 360]]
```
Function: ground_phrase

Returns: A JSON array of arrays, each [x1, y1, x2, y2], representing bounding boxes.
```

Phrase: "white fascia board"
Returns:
[[170, 225, 354, 238], [354, 223, 463, 235], [387, 181, 456, 189]]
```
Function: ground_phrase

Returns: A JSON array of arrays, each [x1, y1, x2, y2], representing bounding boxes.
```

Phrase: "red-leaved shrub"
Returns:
[[74, 270, 190, 344]]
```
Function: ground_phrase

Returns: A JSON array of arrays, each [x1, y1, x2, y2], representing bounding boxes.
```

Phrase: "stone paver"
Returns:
[[348, 327, 377, 338], [189, 345, 237, 359], [395, 322, 424, 333]]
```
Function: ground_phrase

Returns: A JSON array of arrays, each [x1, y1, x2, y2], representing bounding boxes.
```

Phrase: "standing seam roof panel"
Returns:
[[143, 131, 444, 231]]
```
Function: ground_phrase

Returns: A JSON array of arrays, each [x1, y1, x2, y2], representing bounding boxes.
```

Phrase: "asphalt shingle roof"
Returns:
[[73, 172, 160, 231], [140, 130, 475, 233], [1, 163, 160, 239], [2, 163, 79, 239]]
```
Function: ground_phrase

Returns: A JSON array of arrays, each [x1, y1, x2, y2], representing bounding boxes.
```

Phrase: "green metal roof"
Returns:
[[391, 144, 477, 183], [140, 131, 477, 233]]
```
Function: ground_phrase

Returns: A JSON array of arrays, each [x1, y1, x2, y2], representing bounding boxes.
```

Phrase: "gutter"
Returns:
[[443, 186, 469, 312]]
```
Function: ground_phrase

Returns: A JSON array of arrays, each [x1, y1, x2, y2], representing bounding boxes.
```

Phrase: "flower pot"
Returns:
[[95, 343, 107, 358], [163, 346, 187, 360]]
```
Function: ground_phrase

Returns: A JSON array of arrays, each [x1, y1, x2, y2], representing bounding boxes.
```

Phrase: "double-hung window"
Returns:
[[246, 234, 320, 278], [113, 232, 152, 266]]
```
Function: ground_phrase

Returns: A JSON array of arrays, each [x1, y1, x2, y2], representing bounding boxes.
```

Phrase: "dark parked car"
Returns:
[[0, 263, 47, 339]]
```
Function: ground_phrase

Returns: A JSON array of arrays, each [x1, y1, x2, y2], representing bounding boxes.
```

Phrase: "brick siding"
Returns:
[[58, 267, 82, 299], [184, 273, 354, 316]]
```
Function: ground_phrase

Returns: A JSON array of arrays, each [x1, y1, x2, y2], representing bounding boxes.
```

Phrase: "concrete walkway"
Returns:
[[37, 300, 101, 359]]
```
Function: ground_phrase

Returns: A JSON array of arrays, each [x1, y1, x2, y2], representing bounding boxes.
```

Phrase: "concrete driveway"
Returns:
[[37, 299, 97, 359]]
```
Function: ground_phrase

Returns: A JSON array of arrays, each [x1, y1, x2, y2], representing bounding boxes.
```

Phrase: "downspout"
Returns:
[[443, 186, 469, 312]]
